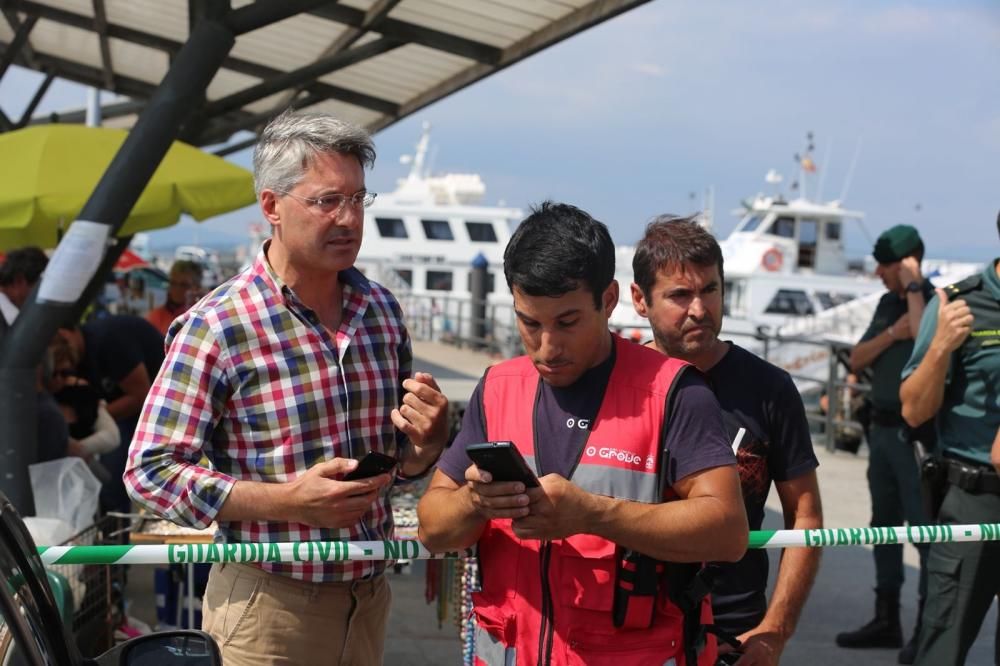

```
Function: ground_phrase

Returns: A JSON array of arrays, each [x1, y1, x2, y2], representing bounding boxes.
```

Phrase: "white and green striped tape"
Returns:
[[37, 523, 1000, 566]]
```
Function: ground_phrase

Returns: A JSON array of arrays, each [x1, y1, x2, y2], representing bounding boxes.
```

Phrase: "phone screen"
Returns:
[[466, 441, 540, 487], [343, 452, 398, 481]]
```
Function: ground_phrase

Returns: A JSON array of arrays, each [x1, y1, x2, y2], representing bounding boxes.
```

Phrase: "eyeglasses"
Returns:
[[277, 190, 376, 216]]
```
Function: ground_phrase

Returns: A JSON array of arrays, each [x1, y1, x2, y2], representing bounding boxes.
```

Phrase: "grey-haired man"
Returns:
[[126, 110, 449, 664]]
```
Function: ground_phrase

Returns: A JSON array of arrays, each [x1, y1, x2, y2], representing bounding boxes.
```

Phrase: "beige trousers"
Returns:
[[201, 562, 391, 665]]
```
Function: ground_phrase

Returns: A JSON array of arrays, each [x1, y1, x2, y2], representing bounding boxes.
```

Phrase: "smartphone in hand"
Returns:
[[343, 451, 398, 481], [466, 441, 540, 488]]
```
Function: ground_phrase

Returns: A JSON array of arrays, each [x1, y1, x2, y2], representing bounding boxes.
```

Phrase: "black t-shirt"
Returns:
[[80, 315, 165, 410], [36, 391, 69, 463], [437, 343, 734, 489], [54, 383, 101, 439], [704, 343, 819, 636]]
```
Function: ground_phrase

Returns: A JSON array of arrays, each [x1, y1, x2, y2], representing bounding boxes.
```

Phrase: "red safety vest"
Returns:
[[473, 336, 718, 666]]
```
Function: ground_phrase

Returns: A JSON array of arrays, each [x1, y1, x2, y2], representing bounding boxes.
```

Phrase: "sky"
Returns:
[[2, 0, 998, 262]]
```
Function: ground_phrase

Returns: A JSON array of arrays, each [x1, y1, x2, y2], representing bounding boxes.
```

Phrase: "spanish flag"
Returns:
[[800, 156, 817, 173]]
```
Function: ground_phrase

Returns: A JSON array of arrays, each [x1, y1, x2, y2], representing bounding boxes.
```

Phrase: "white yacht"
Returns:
[[610, 187, 886, 339], [354, 124, 522, 352], [612, 178, 980, 388]]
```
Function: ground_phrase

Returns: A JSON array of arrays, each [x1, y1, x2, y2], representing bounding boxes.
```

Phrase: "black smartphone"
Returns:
[[466, 441, 540, 488], [343, 451, 398, 481]]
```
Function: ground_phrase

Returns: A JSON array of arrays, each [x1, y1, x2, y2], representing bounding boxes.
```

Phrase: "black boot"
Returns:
[[897, 597, 925, 664], [836, 589, 903, 649]]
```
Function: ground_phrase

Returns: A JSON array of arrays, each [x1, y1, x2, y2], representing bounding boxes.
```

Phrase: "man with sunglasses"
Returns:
[[125, 110, 449, 665]]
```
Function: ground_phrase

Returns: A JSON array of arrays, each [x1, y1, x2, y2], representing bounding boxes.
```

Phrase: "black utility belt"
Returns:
[[945, 458, 1000, 495]]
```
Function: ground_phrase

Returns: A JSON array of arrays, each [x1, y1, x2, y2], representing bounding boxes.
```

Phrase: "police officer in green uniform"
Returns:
[[900, 213, 1000, 665], [837, 225, 933, 663]]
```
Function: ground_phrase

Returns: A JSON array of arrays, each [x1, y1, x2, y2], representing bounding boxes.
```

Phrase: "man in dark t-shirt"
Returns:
[[841, 225, 932, 662], [58, 315, 165, 515], [631, 216, 822, 666], [419, 202, 747, 665]]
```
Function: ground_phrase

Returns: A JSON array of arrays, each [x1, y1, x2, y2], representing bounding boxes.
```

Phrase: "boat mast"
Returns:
[[406, 121, 431, 182]]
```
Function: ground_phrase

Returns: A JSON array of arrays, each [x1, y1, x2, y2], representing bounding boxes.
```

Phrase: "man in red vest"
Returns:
[[418, 202, 748, 665]]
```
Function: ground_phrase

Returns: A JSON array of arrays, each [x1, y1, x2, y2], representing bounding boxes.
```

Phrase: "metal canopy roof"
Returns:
[[0, 0, 651, 149]]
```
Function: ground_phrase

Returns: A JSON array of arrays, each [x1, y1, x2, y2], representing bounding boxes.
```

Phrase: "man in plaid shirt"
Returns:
[[125, 110, 449, 665]]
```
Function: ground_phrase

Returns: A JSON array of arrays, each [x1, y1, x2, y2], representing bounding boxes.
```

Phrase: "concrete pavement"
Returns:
[[764, 444, 996, 665]]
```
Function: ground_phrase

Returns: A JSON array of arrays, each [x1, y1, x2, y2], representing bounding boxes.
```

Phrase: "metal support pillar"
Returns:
[[470, 253, 488, 350]]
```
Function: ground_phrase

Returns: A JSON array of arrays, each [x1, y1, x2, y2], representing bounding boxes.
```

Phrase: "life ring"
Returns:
[[761, 247, 783, 272]]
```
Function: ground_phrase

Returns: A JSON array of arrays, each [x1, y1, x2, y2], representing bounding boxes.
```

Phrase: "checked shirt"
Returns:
[[125, 246, 411, 582]]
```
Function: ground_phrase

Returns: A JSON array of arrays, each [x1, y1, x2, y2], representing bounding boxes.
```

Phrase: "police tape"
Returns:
[[36, 523, 1000, 566]]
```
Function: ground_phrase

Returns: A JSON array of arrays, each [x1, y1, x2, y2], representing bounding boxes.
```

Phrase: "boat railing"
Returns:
[[776, 290, 882, 341], [394, 291, 522, 359]]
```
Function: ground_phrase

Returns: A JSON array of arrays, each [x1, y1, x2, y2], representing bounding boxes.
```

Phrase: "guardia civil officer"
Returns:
[[900, 212, 1000, 665], [836, 225, 934, 663]]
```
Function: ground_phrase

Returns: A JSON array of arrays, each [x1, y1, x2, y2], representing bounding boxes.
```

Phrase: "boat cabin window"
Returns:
[[825, 221, 841, 241], [798, 219, 818, 268], [375, 217, 408, 239], [465, 222, 498, 242], [815, 291, 855, 310], [723, 279, 747, 318], [764, 289, 815, 316], [426, 270, 453, 291], [767, 216, 796, 239], [740, 215, 765, 232], [467, 271, 495, 293], [396, 269, 413, 287], [421, 219, 454, 241]]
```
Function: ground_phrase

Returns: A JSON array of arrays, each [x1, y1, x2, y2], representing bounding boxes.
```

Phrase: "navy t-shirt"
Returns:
[[704, 343, 819, 637], [80, 314, 165, 406], [437, 342, 735, 490]]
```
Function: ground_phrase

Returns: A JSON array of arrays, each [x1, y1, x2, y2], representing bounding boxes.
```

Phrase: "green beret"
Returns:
[[873, 224, 923, 264]]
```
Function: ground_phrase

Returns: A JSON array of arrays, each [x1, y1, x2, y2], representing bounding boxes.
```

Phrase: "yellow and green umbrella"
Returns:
[[0, 124, 256, 250]]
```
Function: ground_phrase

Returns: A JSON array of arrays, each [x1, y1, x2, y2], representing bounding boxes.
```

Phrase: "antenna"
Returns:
[[839, 137, 863, 204], [407, 121, 431, 181], [701, 186, 715, 232], [426, 145, 439, 178], [816, 137, 833, 201], [793, 131, 816, 200]]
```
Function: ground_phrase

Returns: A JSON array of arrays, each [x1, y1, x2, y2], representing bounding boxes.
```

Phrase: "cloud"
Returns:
[[631, 62, 667, 78]]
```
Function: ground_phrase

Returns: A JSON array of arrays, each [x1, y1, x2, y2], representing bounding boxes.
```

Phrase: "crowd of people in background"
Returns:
[[0, 246, 204, 520]]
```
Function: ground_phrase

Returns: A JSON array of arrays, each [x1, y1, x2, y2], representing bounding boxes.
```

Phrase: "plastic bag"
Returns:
[[29, 457, 101, 535], [23, 516, 75, 546]]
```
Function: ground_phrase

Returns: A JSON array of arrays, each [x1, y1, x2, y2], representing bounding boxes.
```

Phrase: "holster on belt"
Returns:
[[913, 439, 947, 519]]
